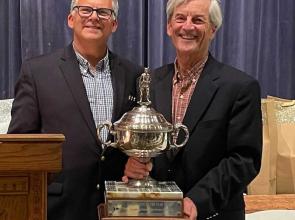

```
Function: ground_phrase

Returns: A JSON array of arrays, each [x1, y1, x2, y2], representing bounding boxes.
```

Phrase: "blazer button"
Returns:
[[101, 156, 105, 161], [96, 184, 100, 190]]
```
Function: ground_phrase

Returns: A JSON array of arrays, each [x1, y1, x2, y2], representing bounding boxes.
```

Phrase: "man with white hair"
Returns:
[[124, 0, 262, 219], [8, 0, 142, 220]]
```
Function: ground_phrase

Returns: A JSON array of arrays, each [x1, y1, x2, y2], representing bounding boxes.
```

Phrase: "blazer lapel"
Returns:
[[168, 56, 220, 161], [59, 45, 99, 145], [182, 58, 219, 133], [109, 52, 127, 122], [152, 65, 178, 162], [152, 65, 174, 122]]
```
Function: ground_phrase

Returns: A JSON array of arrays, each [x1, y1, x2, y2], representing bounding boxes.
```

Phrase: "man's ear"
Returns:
[[68, 13, 74, 29], [167, 21, 172, 37], [209, 25, 217, 40], [111, 20, 118, 33]]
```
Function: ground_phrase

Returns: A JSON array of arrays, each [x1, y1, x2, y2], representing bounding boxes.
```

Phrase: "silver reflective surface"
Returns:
[[97, 68, 189, 160]]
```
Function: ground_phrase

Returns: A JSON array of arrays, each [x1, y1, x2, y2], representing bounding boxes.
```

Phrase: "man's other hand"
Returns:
[[184, 197, 198, 220], [122, 157, 152, 182]]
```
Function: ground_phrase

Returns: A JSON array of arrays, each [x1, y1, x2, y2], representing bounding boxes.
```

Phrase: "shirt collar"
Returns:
[[173, 55, 208, 83], [73, 45, 110, 76]]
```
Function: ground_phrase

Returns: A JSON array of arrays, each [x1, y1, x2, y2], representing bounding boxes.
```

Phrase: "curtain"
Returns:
[[0, 0, 21, 98], [210, 0, 295, 98], [1, 0, 294, 99], [108, 0, 145, 66], [147, 0, 176, 69], [20, 0, 72, 61]]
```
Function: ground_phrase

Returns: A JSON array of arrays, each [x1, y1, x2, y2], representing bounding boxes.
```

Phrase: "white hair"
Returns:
[[70, 0, 119, 19], [166, 0, 223, 30]]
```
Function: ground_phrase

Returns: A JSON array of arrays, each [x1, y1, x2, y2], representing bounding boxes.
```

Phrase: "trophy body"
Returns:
[[97, 68, 189, 218]]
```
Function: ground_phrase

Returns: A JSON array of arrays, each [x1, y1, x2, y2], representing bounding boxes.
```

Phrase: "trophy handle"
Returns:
[[97, 121, 116, 147], [170, 123, 189, 148]]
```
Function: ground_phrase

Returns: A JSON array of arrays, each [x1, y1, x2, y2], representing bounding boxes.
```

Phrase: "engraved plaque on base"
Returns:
[[105, 181, 183, 217]]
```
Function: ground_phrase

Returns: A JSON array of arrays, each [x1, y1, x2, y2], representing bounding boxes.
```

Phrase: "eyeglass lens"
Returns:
[[75, 6, 113, 19]]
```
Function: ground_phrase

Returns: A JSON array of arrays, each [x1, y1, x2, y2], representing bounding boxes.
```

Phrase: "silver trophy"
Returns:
[[97, 68, 189, 184], [97, 68, 189, 217]]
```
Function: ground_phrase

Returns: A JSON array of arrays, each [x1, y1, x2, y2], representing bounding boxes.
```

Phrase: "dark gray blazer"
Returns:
[[150, 55, 262, 220], [8, 44, 143, 220]]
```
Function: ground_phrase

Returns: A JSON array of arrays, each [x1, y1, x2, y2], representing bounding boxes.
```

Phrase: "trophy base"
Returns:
[[128, 176, 156, 188], [105, 181, 183, 217], [98, 204, 187, 220]]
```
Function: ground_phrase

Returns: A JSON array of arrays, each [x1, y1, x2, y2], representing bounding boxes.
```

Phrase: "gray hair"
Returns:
[[70, 0, 119, 19], [166, 0, 223, 30]]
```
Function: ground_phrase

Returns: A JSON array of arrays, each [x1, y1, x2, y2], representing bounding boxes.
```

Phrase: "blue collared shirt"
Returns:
[[74, 48, 113, 142]]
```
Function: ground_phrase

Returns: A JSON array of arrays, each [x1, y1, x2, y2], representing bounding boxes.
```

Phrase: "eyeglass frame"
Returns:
[[72, 6, 116, 20]]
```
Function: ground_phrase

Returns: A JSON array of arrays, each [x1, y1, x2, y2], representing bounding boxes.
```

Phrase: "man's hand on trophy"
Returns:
[[183, 197, 198, 220], [122, 157, 153, 182]]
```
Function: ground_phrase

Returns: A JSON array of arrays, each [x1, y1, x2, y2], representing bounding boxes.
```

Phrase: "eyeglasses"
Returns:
[[73, 6, 115, 20]]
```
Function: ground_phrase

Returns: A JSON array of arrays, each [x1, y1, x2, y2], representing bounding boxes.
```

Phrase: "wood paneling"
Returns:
[[0, 134, 63, 220], [0, 134, 63, 172], [245, 194, 295, 213]]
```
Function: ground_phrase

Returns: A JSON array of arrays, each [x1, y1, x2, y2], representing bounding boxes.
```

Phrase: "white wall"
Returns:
[[0, 99, 13, 134]]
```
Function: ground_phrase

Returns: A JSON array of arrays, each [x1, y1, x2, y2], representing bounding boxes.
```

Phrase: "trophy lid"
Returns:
[[114, 105, 173, 132], [114, 68, 173, 132]]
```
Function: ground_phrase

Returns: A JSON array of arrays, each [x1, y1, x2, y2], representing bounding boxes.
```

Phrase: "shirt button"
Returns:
[[180, 95, 184, 99], [96, 184, 100, 190]]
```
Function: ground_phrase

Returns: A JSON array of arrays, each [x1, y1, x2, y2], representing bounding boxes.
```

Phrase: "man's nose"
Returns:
[[90, 10, 100, 20], [182, 18, 195, 30]]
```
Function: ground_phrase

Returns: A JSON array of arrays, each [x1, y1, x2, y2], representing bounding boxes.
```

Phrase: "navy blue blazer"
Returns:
[[8, 45, 143, 220]]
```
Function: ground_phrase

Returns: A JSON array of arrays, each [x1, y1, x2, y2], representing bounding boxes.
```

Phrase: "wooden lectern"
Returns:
[[0, 134, 64, 220]]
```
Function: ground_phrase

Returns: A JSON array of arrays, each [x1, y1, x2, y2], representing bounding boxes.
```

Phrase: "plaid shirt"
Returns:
[[74, 48, 113, 142], [172, 56, 208, 124]]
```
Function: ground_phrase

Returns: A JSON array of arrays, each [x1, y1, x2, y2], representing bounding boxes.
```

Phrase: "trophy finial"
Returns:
[[138, 67, 151, 106]]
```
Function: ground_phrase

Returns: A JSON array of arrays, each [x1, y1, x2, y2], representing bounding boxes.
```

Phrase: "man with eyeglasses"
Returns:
[[8, 0, 143, 220]]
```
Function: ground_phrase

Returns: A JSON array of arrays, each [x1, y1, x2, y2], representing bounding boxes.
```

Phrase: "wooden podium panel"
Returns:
[[245, 194, 295, 213], [0, 134, 64, 220]]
